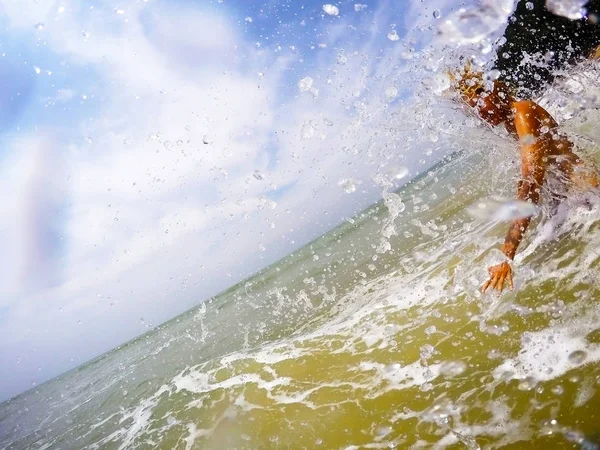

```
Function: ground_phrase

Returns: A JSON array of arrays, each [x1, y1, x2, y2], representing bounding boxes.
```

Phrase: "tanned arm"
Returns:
[[482, 100, 554, 293]]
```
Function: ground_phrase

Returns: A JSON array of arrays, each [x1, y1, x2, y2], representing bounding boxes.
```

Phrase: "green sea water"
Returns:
[[2, 90, 600, 450]]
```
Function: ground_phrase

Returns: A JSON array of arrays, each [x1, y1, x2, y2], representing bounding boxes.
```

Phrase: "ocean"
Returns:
[[2, 69, 600, 449]]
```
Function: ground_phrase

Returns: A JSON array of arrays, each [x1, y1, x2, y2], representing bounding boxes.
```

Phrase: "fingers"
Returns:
[[482, 271, 499, 293], [481, 278, 491, 293], [495, 271, 506, 293], [481, 262, 514, 294]]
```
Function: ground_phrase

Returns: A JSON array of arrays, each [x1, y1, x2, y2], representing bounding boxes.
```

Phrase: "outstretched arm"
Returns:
[[482, 100, 553, 293]]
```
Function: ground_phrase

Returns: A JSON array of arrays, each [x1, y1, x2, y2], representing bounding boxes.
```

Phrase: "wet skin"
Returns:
[[466, 88, 600, 293]]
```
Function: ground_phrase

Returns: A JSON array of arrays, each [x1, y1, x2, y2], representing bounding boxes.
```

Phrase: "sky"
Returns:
[[0, 0, 516, 401]]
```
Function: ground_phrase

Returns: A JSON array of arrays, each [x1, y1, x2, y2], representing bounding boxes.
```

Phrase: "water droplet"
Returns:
[[298, 76, 314, 92], [385, 363, 402, 373], [569, 374, 582, 383], [115, 8, 125, 14], [420, 344, 435, 359], [420, 382, 433, 392], [551, 385, 564, 395], [33, 66, 41, 75], [389, 166, 409, 180], [568, 350, 588, 365], [35, 23, 44, 30], [387, 30, 399, 41], [202, 135, 210, 144], [423, 368, 435, 380], [425, 325, 437, 335], [384, 86, 398, 101], [253, 170, 264, 180], [85, 136, 92, 144], [518, 376, 537, 391], [485, 69, 501, 81], [375, 426, 392, 437], [564, 430, 587, 445], [338, 178, 357, 193], [245, 16, 253, 23], [433, 9, 441, 18], [467, 197, 538, 222], [452, 431, 480, 450], [438, 1, 514, 44], [300, 121, 316, 139], [322, 4, 339, 16], [525, 1, 534, 10], [439, 360, 467, 377]]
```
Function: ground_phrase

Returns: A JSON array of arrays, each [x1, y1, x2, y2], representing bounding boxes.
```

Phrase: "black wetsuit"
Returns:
[[494, 0, 600, 96]]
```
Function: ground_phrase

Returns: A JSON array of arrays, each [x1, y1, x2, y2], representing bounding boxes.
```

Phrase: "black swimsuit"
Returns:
[[494, 0, 600, 96]]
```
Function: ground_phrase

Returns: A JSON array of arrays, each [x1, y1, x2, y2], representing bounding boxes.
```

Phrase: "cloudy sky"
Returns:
[[0, 0, 516, 400]]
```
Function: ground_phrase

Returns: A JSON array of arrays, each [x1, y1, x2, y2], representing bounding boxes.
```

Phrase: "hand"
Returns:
[[481, 261, 513, 294]]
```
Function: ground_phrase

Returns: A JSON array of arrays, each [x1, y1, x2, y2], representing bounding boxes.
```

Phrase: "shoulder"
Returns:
[[512, 100, 557, 130], [513, 100, 547, 114]]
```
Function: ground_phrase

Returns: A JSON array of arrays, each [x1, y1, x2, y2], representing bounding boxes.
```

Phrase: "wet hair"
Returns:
[[447, 62, 514, 108]]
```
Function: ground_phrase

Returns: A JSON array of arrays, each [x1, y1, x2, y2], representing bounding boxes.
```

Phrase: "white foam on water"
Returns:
[[520, 191, 600, 263], [493, 304, 600, 384], [221, 345, 306, 365], [421, 397, 536, 449], [173, 370, 292, 395], [87, 384, 171, 450], [358, 361, 441, 393]]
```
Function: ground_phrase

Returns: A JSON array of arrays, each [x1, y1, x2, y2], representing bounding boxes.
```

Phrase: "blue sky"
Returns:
[[0, 0, 514, 401]]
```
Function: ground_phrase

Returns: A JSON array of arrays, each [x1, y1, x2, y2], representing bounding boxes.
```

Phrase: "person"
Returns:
[[449, 66, 599, 293], [448, 0, 600, 294]]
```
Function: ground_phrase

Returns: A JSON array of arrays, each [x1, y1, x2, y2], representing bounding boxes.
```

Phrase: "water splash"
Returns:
[[546, 0, 587, 19], [322, 4, 339, 16], [438, 0, 514, 44], [467, 197, 538, 222]]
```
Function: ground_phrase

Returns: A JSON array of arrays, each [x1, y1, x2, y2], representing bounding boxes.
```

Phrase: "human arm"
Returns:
[[482, 101, 552, 293]]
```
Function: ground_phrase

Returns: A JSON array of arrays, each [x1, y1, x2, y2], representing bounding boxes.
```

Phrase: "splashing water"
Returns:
[[546, 0, 588, 19], [466, 197, 538, 222], [322, 4, 339, 16], [438, 0, 515, 44]]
